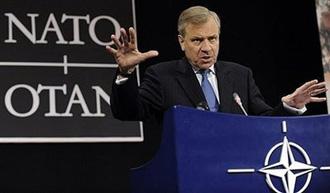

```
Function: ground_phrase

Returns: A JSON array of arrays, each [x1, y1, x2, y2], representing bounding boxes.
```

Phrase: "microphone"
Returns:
[[233, 92, 248, 116], [196, 101, 209, 111]]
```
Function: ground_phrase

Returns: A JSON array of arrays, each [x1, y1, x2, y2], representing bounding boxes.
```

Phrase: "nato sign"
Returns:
[[131, 106, 330, 193], [0, 0, 142, 142]]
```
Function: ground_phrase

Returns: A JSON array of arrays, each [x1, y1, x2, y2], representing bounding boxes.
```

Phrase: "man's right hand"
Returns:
[[106, 27, 159, 73]]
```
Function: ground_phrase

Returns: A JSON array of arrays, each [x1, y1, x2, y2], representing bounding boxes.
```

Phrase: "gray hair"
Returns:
[[177, 6, 221, 37]]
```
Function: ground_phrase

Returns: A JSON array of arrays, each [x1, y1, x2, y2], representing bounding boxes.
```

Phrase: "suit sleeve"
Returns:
[[247, 69, 294, 116], [110, 69, 140, 120], [110, 67, 164, 121]]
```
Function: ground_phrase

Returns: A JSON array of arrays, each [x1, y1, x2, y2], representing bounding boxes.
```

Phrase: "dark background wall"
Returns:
[[0, 1, 327, 193], [135, 0, 327, 115]]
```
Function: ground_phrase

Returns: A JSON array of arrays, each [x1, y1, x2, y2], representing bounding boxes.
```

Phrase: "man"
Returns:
[[106, 6, 327, 164], [107, 6, 326, 119]]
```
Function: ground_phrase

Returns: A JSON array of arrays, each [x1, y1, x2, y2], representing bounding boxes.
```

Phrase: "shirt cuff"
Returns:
[[282, 102, 307, 115], [114, 67, 136, 85], [115, 74, 129, 85]]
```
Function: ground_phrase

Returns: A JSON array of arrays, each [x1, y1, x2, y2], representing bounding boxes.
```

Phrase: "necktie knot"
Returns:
[[199, 69, 209, 78]]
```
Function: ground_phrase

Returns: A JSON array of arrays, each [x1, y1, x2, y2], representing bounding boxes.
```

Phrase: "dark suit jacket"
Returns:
[[111, 58, 291, 121], [110, 58, 294, 166]]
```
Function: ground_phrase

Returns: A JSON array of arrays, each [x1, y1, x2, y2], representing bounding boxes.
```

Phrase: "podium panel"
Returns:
[[131, 106, 330, 193]]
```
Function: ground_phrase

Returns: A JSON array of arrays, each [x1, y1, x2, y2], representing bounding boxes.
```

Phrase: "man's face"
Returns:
[[178, 17, 220, 69]]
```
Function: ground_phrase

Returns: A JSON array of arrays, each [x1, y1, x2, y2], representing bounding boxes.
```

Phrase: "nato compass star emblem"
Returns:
[[227, 121, 330, 193], [259, 136, 316, 193]]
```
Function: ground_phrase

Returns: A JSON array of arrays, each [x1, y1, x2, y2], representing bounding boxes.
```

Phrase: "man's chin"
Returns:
[[198, 61, 214, 69]]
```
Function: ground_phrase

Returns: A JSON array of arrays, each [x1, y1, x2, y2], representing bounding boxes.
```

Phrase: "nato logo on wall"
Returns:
[[0, 0, 142, 142]]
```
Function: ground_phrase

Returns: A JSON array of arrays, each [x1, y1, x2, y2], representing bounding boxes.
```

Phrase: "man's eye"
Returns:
[[192, 39, 202, 43], [209, 37, 217, 42]]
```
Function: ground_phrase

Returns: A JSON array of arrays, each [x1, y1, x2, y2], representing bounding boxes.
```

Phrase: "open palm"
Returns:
[[106, 27, 158, 72]]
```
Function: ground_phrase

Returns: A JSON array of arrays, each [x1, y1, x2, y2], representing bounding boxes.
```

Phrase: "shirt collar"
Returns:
[[192, 64, 216, 75]]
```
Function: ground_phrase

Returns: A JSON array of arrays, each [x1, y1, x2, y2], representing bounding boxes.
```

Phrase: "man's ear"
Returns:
[[178, 35, 185, 51]]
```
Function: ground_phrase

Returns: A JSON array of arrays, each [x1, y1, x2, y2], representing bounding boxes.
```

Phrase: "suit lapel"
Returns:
[[215, 61, 234, 112], [175, 59, 206, 107], [174, 59, 235, 112]]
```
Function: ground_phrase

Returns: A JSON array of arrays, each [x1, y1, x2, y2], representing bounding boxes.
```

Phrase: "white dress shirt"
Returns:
[[192, 65, 220, 104]]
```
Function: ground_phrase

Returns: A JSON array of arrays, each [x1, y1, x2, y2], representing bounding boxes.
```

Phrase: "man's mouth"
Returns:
[[201, 56, 212, 62]]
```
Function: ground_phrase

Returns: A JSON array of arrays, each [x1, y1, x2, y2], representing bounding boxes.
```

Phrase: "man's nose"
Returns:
[[201, 40, 211, 51]]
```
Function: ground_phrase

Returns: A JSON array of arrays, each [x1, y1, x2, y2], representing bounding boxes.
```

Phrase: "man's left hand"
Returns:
[[281, 79, 327, 109]]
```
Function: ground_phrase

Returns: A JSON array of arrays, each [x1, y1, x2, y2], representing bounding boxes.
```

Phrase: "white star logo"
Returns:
[[227, 121, 330, 192], [259, 137, 316, 193]]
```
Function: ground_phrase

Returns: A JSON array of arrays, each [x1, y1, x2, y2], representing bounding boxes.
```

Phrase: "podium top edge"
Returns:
[[167, 105, 330, 120]]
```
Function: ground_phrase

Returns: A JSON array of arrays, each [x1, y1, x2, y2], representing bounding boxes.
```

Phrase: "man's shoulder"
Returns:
[[218, 60, 250, 70], [153, 59, 181, 68], [147, 59, 184, 73], [217, 60, 252, 75]]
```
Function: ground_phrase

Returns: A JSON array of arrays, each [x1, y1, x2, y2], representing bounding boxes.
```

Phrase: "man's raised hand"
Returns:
[[106, 27, 159, 73]]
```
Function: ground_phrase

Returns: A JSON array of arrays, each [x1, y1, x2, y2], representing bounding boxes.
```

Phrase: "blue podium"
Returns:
[[130, 106, 330, 193]]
